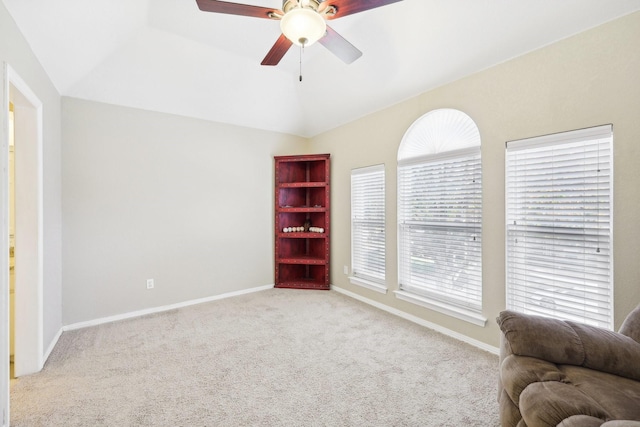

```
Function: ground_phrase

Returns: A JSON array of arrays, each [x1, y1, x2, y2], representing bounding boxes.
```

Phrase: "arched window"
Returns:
[[397, 109, 484, 325]]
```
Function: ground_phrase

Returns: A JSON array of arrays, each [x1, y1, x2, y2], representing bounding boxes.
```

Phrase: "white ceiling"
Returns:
[[4, 0, 640, 137]]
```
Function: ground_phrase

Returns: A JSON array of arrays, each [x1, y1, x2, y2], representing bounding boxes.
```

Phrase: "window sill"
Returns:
[[349, 276, 388, 294], [394, 290, 487, 327]]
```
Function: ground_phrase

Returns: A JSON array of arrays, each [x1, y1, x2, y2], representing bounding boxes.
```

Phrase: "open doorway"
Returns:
[[1, 64, 45, 425]]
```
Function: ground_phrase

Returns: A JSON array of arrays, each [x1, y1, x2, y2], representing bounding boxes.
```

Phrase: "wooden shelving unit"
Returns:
[[274, 154, 330, 290]]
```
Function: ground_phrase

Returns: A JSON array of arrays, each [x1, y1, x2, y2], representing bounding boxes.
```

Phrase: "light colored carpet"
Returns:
[[10, 289, 500, 426]]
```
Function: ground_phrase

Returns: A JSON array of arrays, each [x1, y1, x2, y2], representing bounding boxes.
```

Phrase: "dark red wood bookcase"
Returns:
[[274, 154, 330, 290]]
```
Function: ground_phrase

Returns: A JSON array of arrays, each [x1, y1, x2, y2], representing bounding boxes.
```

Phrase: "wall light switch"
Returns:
[[146, 279, 154, 289], [343, 266, 349, 275]]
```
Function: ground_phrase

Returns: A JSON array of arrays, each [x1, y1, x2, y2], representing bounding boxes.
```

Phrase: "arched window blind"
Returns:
[[397, 109, 483, 320], [506, 124, 613, 329]]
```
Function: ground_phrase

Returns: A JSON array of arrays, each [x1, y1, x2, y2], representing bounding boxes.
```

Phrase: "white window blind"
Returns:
[[351, 164, 386, 285], [398, 147, 482, 312], [506, 125, 613, 329]]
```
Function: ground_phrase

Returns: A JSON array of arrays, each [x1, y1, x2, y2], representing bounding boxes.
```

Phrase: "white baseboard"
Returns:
[[63, 284, 274, 332], [43, 327, 63, 365], [332, 285, 499, 355]]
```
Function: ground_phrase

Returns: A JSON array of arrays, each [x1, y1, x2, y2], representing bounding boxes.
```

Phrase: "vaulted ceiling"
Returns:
[[4, 0, 640, 137]]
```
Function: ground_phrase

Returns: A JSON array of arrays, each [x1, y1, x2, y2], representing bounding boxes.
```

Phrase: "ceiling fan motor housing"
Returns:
[[282, 0, 322, 13]]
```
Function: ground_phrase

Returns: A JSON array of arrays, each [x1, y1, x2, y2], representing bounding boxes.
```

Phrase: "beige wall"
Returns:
[[310, 11, 640, 348], [60, 11, 640, 349], [0, 2, 63, 357], [61, 98, 308, 324]]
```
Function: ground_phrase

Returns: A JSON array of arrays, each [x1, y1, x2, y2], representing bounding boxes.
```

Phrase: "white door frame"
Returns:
[[1, 62, 44, 425], [0, 62, 8, 427]]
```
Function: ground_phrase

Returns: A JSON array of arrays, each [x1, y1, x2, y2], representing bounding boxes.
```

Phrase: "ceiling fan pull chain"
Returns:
[[299, 44, 304, 82]]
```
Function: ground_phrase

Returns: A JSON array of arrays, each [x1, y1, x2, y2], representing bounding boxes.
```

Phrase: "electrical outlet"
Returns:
[[146, 279, 154, 289], [343, 265, 349, 275]]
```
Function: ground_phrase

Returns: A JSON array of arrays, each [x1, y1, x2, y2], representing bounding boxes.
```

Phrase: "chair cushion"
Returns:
[[515, 365, 640, 427]]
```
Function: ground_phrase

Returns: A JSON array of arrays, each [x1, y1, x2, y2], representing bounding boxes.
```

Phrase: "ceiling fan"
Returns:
[[195, 0, 403, 66]]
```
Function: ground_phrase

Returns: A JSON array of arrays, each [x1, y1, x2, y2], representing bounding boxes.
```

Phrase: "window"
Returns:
[[506, 125, 613, 329], [396, 109, 484, 325], [350, 164, 386, 293]]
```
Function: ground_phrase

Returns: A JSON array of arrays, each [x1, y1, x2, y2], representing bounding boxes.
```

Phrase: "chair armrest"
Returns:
[[619, 304, 640, 343], [497, 310, 584, 365], [497, 310, 640, 381]]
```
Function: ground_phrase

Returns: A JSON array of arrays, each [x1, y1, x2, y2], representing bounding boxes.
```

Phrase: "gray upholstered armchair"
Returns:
[[497, 305, 640, 427]]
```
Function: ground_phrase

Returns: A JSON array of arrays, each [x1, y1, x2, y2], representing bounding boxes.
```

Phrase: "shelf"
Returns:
[[277, 212, 327, 234], [276, 155, 329, 185], [277, 186, 326, 209], [274, 154, 330, 290], [277, 256, 326, 265], [278, 182, 327, 188], [278, 232, 327, 238], [276, 154, 330, 162], [274, 280, 330, 290], [278, 206, 326, 212]]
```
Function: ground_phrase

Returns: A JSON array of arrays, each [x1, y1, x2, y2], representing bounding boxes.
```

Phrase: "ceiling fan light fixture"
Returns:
[[280, 8, 326, 47]]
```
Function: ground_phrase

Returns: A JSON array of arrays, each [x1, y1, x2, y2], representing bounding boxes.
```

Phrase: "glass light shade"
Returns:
[[280, 8, 326, 47]]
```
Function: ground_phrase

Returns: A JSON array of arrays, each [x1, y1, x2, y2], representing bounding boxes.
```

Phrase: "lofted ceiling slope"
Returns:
[[4, 0, 640, 137]]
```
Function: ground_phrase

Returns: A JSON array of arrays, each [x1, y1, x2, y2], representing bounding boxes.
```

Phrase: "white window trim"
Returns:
[[349, 276, 388, 294], [394, 290, 487, 327]]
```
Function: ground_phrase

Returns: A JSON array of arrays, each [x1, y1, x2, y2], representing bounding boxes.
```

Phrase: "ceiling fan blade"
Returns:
[[325, 0, 403, 19], [319, 25, 362, 64], [195, 0, 280, 19], [261, 34, 294, 66]]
